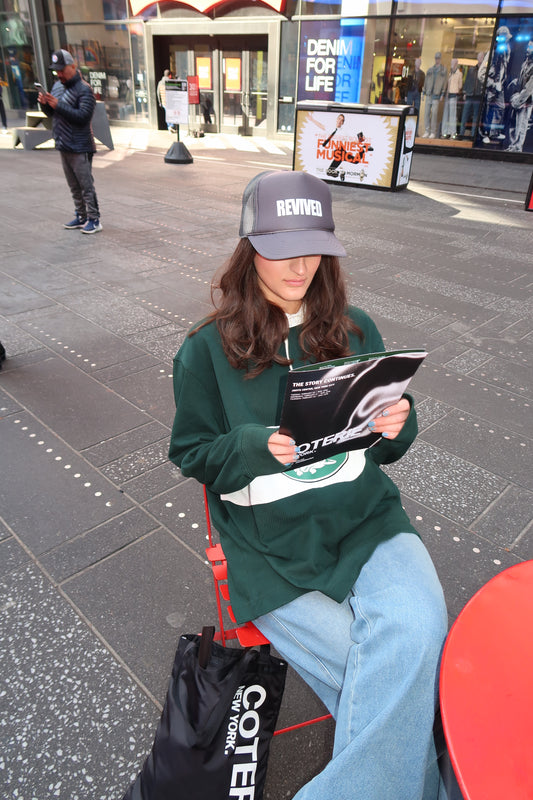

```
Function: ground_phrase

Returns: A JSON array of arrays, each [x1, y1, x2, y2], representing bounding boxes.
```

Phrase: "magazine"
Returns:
[[278, 349, 427, 466]]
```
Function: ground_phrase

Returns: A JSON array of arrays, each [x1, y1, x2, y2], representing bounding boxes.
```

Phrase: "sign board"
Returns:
[[88, 70, 106, 100], [294, 103, 415, 190], [187, 75, 200, 105], [224, 58, 241, 92], [396, 114, 417, 188], [165, 79, 188, 125], [196, 57, 212, 90], [294, 106, 396, 188], [298, 19, 366, 104]]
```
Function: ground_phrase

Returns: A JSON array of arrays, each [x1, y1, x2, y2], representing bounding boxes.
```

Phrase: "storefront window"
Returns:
[[0, 0, 37, 114], [44, 0, 128, 24], [278, 20, 298, 132], [298, 0, 393, 16], [395, 1, 499, 13], [388, 15, 495, 144], [500, 0, 533, 10], [44, 22, 148, 122], [477, 17, 533, 154]]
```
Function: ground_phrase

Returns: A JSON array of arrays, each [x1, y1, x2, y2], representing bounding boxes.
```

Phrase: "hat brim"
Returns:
[[248, 229, 346, 260]]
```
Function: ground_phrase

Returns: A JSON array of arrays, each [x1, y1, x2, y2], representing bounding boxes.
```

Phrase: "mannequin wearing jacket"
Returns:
[[406, 58, 425, 133], [481, 26, 512, 143], [506, 39, 533, 152], [422, 53, 448, 138], [459, 52, 485, 138]]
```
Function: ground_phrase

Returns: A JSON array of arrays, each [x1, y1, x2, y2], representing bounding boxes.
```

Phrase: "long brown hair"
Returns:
[[192, 238, 362, 377]]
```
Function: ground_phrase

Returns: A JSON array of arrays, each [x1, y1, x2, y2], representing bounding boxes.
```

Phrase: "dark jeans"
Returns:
[[60, 151, 100, 221], [0, 97, 7, 129], [460, 96, 481, 137]]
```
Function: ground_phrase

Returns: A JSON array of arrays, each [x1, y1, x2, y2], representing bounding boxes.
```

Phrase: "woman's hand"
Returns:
[[368, 397, 410, 440], [268, 432, 298, 466]]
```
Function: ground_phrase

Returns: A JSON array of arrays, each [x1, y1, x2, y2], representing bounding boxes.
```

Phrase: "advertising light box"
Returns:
[[294, 101, 417, 191], [298, 19, 366, 104]]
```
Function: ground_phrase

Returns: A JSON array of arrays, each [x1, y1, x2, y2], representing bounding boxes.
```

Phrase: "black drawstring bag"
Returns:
[[122, 626, 287, 800]]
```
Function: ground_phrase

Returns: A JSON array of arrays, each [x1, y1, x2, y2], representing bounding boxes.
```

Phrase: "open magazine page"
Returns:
[[279, 350, 427, 466]]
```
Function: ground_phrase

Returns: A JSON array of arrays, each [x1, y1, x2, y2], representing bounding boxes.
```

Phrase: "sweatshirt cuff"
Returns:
[[240, 424, 286, 477]]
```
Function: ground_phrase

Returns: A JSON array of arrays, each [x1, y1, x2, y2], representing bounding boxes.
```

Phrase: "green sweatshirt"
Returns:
[[169, 306, 418, 624]]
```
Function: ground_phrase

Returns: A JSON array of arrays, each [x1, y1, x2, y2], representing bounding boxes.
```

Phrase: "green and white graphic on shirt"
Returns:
[[222, 450, 365, 507], [285, 452, 348, 482]]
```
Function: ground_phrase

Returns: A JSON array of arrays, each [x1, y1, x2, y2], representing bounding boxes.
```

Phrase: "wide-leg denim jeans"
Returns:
[[253, 533, 449, 800]]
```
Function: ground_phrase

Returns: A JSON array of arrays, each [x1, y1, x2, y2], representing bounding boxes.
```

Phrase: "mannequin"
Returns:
[[481, 26, 512, 143], [459, 52, 485, 139], [506, 39, 533, 152], [406, 58, 425, 115], [441, 58, 463, 139], [422, 52, 448, 138]]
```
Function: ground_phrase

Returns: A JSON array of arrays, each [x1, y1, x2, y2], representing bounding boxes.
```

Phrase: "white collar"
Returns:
[[286, 306, 305, 328]]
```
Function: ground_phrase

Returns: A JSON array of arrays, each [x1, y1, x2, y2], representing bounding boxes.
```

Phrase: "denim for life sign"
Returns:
[[298, 19, 366, 104]]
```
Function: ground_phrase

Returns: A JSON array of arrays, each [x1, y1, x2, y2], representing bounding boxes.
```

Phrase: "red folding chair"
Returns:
[[439, 560, 533, 799], [203, 486, 332, 736]]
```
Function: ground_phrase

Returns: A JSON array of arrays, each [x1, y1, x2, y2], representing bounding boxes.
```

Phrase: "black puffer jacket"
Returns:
[[42, 71, 96, 153]]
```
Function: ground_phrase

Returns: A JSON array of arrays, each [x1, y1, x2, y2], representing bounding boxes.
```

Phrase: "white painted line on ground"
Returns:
[[410, 183, 523, 204]]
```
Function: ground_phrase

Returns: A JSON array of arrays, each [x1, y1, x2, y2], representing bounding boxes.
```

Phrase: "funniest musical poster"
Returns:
[[294, 107, 400, 188]]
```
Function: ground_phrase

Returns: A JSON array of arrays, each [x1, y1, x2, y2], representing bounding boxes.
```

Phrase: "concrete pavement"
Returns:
[[1, 128, 532, 800]]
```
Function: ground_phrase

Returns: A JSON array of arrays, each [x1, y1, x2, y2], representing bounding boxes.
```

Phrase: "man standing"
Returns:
[[38, 49, 101, 234], [157, 68, 175, 132], [0, 77, 8, 133]]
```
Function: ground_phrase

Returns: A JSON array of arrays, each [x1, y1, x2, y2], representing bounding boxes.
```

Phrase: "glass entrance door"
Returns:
[[221, 47, 267, 135], [249, 49, 267, 132]]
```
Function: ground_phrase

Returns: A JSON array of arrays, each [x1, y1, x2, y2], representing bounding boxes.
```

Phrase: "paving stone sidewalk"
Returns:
[[1, 134, 532, 800]]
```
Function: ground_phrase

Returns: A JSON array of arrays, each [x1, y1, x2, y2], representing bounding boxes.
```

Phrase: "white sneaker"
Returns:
[[482, 136, 490, 144], [423, 130, 430, 138], [429, 133, 436, 139]]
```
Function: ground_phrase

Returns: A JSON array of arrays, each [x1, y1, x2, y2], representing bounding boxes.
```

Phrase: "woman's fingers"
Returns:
[[368, 398, 410, 440], [268, 432, 298, 465]]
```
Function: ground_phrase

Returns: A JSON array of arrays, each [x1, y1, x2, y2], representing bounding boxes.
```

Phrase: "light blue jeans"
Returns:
[[423, 96, 442, 136], [441, 94, 458, 137], [253, 533, 449, 800]]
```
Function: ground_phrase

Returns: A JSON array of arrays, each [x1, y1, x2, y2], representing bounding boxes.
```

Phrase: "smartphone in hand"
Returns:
[[34, 82, 45, 92]]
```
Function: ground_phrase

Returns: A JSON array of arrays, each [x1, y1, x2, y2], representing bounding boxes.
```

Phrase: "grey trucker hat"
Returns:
[[239, 170, 346, 259]]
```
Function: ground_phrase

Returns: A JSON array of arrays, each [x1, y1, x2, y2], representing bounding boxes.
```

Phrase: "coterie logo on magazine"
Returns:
[[279, 349, 427, 466]]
